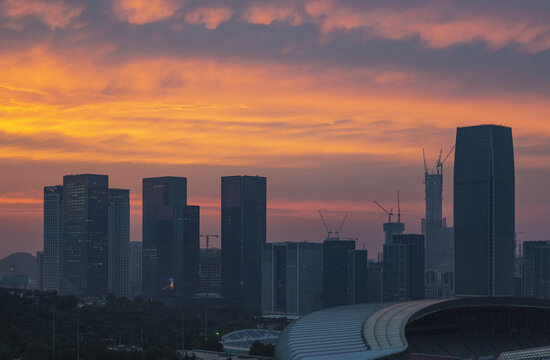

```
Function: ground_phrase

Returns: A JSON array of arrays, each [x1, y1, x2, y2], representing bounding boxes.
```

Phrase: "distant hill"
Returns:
[[0, 252, 37, 279]]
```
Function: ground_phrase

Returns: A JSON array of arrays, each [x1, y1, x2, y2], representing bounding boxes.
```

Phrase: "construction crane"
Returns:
[[200, 234, 219, 251], [373, 200, 393, 224], [436, 145, 455, 174], [335, 214, 348, 239], [318, 210, 348, 239]]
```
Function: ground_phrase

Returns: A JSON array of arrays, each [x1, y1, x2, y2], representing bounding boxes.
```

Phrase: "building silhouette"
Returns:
[[62, 174, 109, 296], [107, 189, 130, 297], [262, 242, 323, 317], [383, 234, 425, 301], [367, 260, 383, 302], [454, 125, 515, 297], [323, 238, 368, 308], [128, 241, 142, 298], [523, 241, 550, 299], [422, 150, 454, 299], [43, 185, 63, 293], [142, 177, 199, 300], [221, 175, 266, 312], [36, 251, 44, 291]]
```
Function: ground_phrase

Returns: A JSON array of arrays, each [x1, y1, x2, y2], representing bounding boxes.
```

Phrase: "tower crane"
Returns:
[[373, 201, 393, 224], [436, 145, 455, 174], [318, 210, 348, 239]]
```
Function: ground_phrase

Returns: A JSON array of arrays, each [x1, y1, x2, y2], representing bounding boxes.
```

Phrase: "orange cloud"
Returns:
[[184, 5, 233, 29], [256, 0, 550, 53], [114, 0, 182, 24], [2, 0, 85, 29], [243, 3, 304, 26]]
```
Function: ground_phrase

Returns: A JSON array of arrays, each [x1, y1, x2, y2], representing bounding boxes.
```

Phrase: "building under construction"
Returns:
[[374, 193, 405, 245], [422, 148, 455, 299]]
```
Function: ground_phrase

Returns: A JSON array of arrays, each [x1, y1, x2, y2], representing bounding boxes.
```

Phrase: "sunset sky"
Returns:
[[1, 0, 550, 258]]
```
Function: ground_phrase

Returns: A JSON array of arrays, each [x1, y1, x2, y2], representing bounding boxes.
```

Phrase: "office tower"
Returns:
[[454, 125, 515, 297], [199, 248, 221, 295], [108, 189, 130, 297], [43, 185, 63, 293], [221, 175, 266, 312], [142, 177, 199, 300], [367, 260, 383, 303], [262, 242, 323, 317], [348, 249, 368, 304], [62, 174, 109, 296], [36, 251, 44, 291], [383, 234, 425, 301], [323, 239, 367, 308], [523, 241, 550, 299], [128, 241, 143, 298], [422, 149, 454, 299]]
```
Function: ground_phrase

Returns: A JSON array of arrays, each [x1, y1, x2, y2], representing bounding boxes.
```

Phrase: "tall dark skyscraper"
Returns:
[[454, 125, 515, 297], [323, 239, 367, 308], [383, 234, 425, 301], [262, 242, 324, 317], [523, 241, 550, 299], [62, 174, 109, 296], [142, 177, 199, 300], [128, 241, 143, 298], [221, 175, 266, 312], [108, 189, 130, 298], [43, 185, 63, 293]]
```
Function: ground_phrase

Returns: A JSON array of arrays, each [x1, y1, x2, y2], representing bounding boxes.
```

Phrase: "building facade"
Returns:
[[323, 239, 368, 308], [62, 174, 109, 296], [43, 185, 63, 293], [221, 175, 266, 312], [142, 177, 200, 300], [383, 234, 425, 301], [454, 125, 515, 297], [128, 241, 142, 298], [523, 241, 550, 299], [262, 242, 323, 317], [108, 189, 130, 297], [422, 153, 455, 299]]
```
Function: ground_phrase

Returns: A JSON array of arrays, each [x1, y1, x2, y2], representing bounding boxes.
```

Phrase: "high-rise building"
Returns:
[[199, 248, 221, 295], [142, 177, 199, 300], [523, 241, 550, 299], [422, 150, 454, 299], [43, 185, 63, 293], [62, 174, 109, 296], [221, 175, 266, 312], [108, 189, 130, 298], [36, 251, 44, 291], [128, 241, 142, 298], [323, 239, 367, 308], [454, 125, 515, 297], [262, 242, 323, 317], [367, 260, 383, 303], [383, 234, 425, 301], [348, 249, 368, 304]]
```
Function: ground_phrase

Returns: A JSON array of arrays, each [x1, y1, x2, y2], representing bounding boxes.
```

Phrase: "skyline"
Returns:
[[2, 0, 550, 257]]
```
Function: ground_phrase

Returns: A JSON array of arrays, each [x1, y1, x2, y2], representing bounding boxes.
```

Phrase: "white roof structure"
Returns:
[[274, 298, 550, 360]]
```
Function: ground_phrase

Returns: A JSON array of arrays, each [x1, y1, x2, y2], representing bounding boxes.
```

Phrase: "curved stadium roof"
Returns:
[[275, 297, 550, 360], [222, 329, 279, 353]]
